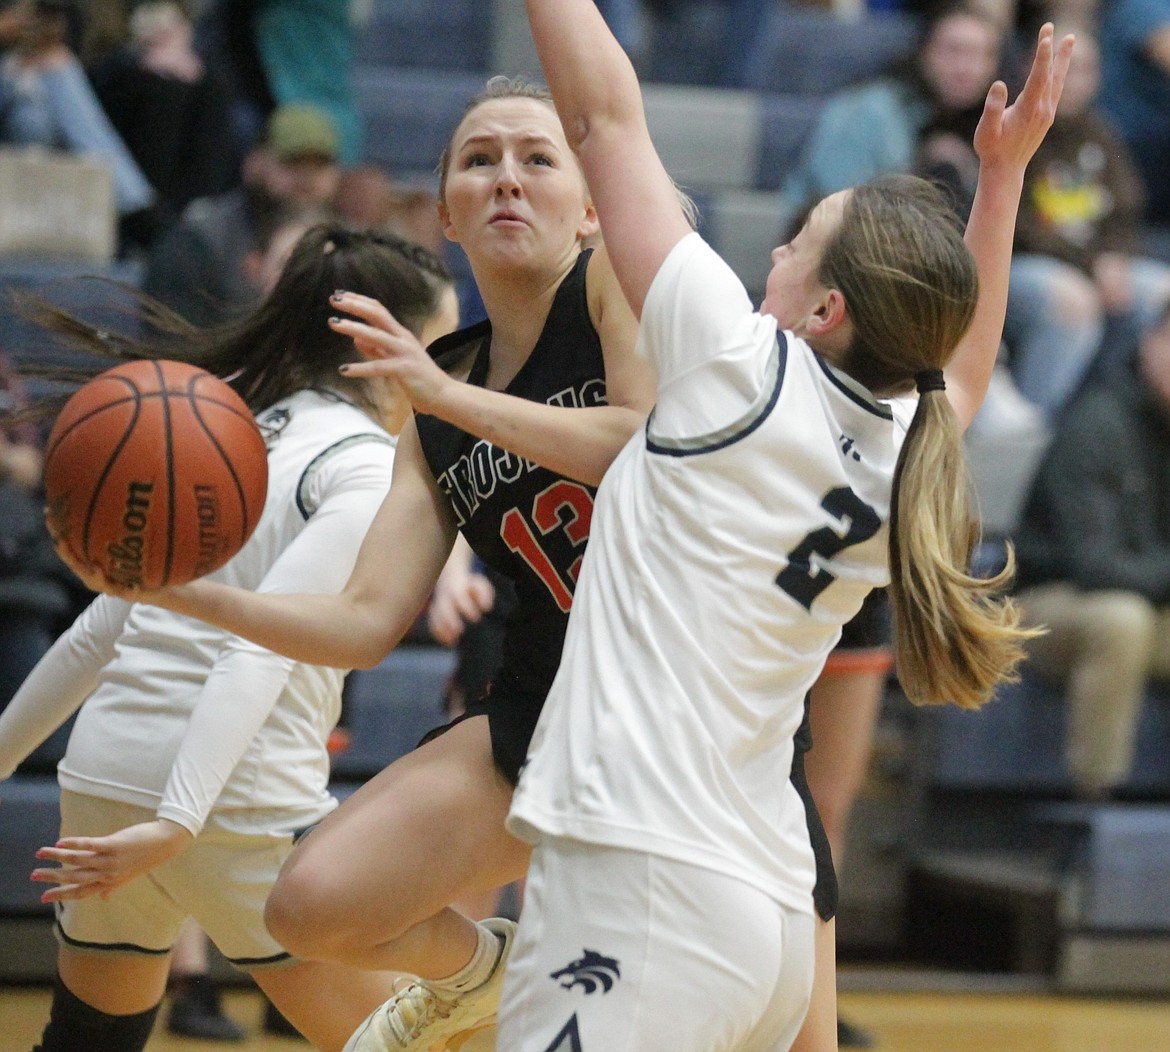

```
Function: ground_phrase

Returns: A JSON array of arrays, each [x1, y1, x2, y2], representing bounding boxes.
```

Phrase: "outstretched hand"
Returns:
[[330, 291, 452, 415], [45, 516, 172, 606], [973, 22, 1074, 170], [428, 564, 495, 646], [31, 819, 193, 903]]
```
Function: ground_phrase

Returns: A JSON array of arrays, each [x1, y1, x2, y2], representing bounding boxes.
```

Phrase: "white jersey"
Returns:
[[0, 389, 395, 837], [509, 233, 915, 913]]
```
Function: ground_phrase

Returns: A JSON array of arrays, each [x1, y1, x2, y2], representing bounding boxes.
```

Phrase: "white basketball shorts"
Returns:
[[497, 836, 815, 1052]]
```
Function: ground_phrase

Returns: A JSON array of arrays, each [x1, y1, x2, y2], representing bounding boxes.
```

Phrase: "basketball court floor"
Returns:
[[2, 977, 1168, 1051]]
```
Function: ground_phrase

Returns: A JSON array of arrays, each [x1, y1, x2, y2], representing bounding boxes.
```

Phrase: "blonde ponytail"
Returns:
[[887, 389, 1041, 709]]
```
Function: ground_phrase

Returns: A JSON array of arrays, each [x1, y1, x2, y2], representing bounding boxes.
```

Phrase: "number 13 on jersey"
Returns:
[[501, 480, 594, 613]]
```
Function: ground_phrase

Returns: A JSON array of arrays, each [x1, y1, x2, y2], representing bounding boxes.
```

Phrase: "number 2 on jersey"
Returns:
[[501, 480, 594, 612], [776, 486, 881, 609]]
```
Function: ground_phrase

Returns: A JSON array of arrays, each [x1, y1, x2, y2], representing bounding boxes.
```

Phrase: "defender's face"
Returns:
[[440, 98, 596, 274], [761, 192, 847, 335]]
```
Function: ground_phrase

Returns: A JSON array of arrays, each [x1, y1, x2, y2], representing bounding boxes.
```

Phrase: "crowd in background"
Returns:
[[2, 0, 1170, 1043]]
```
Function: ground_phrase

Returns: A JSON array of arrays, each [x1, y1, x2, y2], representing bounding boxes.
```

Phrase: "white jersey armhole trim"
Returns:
[[296, 433, 396, 519], [645, 331, 788, 456], [812, 354, 895, 420]]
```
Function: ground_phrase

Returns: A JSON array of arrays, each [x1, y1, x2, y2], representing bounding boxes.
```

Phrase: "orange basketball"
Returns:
[[44, 359, 268, 589]]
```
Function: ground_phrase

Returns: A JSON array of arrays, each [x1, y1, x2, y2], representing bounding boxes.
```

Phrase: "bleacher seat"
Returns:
[[329, 644, 456, 783], [354, 67, 487, 183], [642, 84, 763, 193], [0, 257, 144, 392], [739, 8, 920, 97], [703, 189, 786, 301], [357, 0, 492, 73], [753, 93, 826, 193], [915, 674, 1170, 798], [906, 678, 1170, 992], [0, 776, 60, 916]]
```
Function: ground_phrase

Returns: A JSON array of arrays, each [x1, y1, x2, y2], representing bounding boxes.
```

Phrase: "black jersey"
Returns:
[[417, 250, 605, 698]]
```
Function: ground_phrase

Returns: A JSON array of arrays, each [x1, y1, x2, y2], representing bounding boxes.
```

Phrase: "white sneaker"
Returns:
[[343, 918, 516, 1052]]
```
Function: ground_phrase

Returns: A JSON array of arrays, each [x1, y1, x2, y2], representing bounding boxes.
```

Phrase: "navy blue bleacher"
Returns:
[[329, 644, 457, 783], [357, 0, 492, 72], [0, 257, 145, 400], [642, 0, 734, 88], [906, 672, 1170, 991], [753, 92, 826, 193], [354, 66, 487, 184], [739, 7, 920, 96], [915, 673, 1170, 798], [0, 777, 60, 917]]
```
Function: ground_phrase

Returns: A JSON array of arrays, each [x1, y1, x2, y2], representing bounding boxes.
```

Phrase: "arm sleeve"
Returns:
[[0, 596, 130, 780], [155, 444, 394, 834]]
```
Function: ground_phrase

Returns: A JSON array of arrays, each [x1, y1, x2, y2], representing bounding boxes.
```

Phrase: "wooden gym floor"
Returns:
[[2, 976, 1168, 1051]]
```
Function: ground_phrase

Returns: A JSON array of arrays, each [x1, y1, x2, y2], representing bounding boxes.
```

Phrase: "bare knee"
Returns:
[[1085, 592, 1156, 660], [1048, 267, 1102, 330], [265, 855, 416, 963], [266, 862, 355, 961]]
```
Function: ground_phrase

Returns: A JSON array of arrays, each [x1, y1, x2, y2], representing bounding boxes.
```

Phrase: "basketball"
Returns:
[[43, 359, 269, 589]]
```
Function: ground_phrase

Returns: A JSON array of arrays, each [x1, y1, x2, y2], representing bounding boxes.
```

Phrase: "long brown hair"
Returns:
[[823, 175, 1038, 710], [10, 226, 452, 421]]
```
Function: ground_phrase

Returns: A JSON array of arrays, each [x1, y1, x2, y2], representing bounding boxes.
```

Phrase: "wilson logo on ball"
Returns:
[[106, 480, 154, 589], [44, 359, 268, 589]]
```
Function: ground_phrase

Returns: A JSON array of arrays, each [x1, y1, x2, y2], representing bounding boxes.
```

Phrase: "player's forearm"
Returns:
[[429, 382, 644, 486], [524, 0, 642, 152], [158, 580, 394, 669], [947, 163, 1026, 430]]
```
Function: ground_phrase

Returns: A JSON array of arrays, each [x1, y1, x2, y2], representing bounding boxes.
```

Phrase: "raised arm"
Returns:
[[524, 0, 693, 316], [334, 244, 655, 487], [944, 23, 1074, 430]]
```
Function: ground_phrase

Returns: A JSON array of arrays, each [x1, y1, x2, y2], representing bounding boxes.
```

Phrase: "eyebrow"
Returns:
[[456, 133, 560, 150]]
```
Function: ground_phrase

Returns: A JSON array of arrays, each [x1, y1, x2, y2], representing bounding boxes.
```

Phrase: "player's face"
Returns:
[[760, 192, 846, 335], [439, 98, 597, 274]]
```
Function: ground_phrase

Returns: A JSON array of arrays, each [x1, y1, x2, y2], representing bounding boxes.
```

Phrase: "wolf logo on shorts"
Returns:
[[549, 950, 622, 994]]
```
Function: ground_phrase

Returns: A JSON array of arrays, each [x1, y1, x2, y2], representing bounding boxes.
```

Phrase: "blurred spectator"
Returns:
[[333, 164, 445, 254], [77, 0, 133, 64], [1013, 300, 1170, 799], [90, 2, 237, 230], [0, 0, 160, 251], [251, 0, 364, 164], [196, 0, 363, 166], [193, 0, 274, 160], [779, 2, 1005, 220], [1098, 0, 1170, 227], [998, 28, 1170, 423], [142, 102, 341, 326], [0, 353, 76, 715]]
